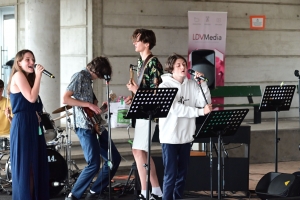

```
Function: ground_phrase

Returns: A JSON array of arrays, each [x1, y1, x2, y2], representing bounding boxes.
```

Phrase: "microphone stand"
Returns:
[[195, 80, 216, 197], [104, 75, 113, 200], [221, 139, 229, 197], [294, 70, 300, 127], [196, 79, 229, 198]]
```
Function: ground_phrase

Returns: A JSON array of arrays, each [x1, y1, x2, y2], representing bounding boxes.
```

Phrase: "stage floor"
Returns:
[[0, 117, 299, 199], [0, 160, 299, 200]]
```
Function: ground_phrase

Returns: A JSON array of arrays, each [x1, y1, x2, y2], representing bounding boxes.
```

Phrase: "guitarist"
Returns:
[[63, 56, 121, 200], [125, 29, 164, 200]]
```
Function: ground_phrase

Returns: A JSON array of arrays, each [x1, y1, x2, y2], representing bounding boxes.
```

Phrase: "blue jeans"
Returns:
[[71, 128, 121, 199], [162, 143, 190, 200]]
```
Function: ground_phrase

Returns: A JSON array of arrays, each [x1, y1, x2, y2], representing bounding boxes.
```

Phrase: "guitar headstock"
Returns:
[[129, 64, 138, 71], [109, 92, 117, 102]]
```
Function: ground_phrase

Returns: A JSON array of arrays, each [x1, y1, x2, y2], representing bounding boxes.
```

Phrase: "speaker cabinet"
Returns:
[[153, 156, 249, 192], [255, 172, 300, 200], [191, 49, 215, 90], [153, 126, 250, 192]]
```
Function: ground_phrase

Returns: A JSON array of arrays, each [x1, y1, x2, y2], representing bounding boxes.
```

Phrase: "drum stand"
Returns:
[[0, 152, 11, 195], [62, 109, 80, 194], [119, 125, 140, 197]]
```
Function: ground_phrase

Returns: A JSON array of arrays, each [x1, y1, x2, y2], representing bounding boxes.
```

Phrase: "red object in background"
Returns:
[[215, 49, 224, 87], [213, 49, 225, 109]]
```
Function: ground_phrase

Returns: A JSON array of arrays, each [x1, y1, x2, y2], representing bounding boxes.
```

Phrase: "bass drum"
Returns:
[[5, 149, 68, 198], [47, 149, 68, 197]]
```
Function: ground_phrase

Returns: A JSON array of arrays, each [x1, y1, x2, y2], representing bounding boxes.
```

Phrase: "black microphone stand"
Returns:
[[193, 80, 216, 197], [294, 70, 300, 127], [104, 75, 113, 200], [194, 79, 227, 198], [295, 70, 300, 154]]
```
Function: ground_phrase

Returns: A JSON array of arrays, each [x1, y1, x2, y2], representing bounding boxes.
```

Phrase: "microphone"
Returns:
[[51, 182, 65, 187], [34, 64, 55, 78], [188, 69, 209, 82], [295, 70, 299, 77], [104, 74, 111, 81]]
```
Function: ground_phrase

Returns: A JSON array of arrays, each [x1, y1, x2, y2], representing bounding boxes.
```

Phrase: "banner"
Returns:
[[188, 11, 227, 105]]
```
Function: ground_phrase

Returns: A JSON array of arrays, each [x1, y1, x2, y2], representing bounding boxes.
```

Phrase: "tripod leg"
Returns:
[[121, 169, 134, 195], [125, 169, 134, 186], [68, 158, 79, 169]]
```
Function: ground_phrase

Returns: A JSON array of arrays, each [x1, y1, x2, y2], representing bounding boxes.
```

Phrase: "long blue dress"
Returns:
[[10, 92, 49, 200]]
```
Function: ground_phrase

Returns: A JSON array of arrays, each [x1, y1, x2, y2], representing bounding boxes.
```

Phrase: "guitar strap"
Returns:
[[130, 54, 155, 127], [137, 54, 155, 86]]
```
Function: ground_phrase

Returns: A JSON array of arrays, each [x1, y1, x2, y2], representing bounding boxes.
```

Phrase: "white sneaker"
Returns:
[[150, 193, 163, 200]]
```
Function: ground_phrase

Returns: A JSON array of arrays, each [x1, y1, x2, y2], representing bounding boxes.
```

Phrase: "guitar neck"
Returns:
[[100, 104, 107, 113], [129, 78, 135, 98], [129, 65, 136, 98]]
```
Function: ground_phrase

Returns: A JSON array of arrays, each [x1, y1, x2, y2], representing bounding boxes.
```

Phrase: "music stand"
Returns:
[[194, 109, 249, 199], [125, 87, 178, 200], [259, 85, 296, 172]]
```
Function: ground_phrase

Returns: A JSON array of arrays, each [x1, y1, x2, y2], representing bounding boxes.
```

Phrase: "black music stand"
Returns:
[[259, 85, 296, 172], [194, 109, 249, 200], [125, 87, 178, 200]]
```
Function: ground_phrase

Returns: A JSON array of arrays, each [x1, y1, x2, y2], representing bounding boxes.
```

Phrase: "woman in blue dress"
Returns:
[[7, 49, 49, 200]]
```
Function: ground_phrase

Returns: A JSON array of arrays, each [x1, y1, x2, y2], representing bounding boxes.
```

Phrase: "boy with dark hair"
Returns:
[[159, 54, 212, 200], [125, 29, 163, 200], [63, 56, 121, 200]]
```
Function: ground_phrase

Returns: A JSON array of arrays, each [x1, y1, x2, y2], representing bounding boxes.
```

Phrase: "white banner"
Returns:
[[188, 11, 227, 107], [188, 11, 227, 88]]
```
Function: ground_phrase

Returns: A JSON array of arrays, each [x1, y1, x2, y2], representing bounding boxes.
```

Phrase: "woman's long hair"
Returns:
[[7, 49, 36, 95]]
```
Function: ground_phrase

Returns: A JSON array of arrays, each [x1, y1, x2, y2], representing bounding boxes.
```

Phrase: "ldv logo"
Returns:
[[192, 34, 222, 41], [48, 155, 57, 162]]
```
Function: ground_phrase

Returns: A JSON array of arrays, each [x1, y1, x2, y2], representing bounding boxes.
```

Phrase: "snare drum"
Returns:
[[40, 112, 57, 142], [0, 137, 10, 152]]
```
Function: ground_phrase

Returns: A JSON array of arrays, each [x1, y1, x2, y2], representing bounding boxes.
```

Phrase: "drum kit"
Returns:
[[0, 105, 81, 198], [0, 137, 11, 194]]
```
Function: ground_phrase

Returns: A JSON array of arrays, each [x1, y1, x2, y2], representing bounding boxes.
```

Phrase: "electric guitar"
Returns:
[[129, 64, 138, 98], [82, 94, 116, 134], [82, 105, 106, 134]]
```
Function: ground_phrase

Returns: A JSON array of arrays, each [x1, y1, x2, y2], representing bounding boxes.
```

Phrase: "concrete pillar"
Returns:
[[25, 0, 60, 117], [92, 0, 103, 102]]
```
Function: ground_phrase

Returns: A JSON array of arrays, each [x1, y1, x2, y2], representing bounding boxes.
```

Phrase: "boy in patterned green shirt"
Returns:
[[125, 28, 163, 200]]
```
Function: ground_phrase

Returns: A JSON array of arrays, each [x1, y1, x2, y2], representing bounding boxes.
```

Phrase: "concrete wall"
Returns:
[[60, 0, 93, 106], [0, 0, 93, 122], [1, 0, 300, 121], [251, 129, 300, 164], [94, 0, 300, 121]]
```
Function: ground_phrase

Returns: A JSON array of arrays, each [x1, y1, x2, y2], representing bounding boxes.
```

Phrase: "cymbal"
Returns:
[[52, 105, 72, 114], [53, 112, 73, 121]]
